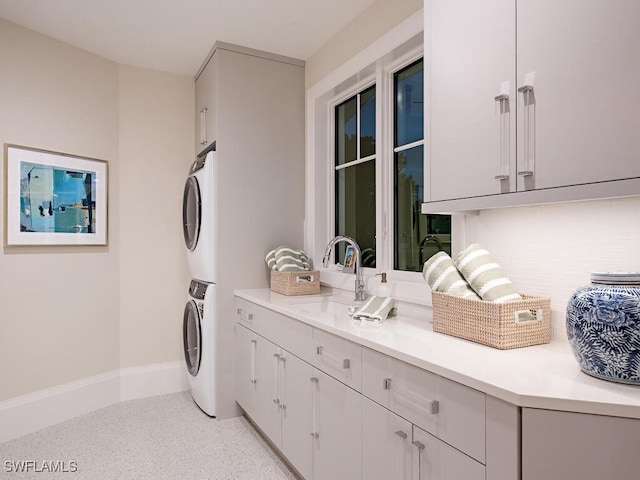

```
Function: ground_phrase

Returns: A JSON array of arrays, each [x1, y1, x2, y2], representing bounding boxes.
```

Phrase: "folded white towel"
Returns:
[[352, 296, 395, 323]]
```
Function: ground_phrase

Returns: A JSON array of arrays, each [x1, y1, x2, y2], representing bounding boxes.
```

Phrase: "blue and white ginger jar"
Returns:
[[566, 272, 640, 385]]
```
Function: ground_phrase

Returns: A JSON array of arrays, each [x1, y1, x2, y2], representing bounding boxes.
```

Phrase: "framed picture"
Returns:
[[343, 245, 356, 273], [4, 144, 108, 246]]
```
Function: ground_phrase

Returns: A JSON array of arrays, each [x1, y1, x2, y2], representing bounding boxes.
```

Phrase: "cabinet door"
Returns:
[[517, 0, 640, 191], [195, 55, 216, 154], [254, 337, 281, 445], [312, 368, 362, 480], [522, 408, 640, 480], [412, 426, 485, 480], [362, 397, 412, 480], [429, 0, 516, 201], [234, 323, 258, 417], [280, 351, 314, 480]]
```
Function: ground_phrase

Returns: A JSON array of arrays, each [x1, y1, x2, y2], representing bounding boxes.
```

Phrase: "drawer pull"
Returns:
[[237, 308, 253, 322], [383, 378, 392, 390], [342, 359, 350, 369], [316, 346, 323, 355], [428, 400, 440, 415], [394, 430, 408, 439], [412, 440, 425, 450]]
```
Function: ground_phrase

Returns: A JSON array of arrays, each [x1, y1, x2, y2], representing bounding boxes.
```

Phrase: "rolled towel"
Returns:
[[423, 251, 480, 299], [265, 246, 311, 272], [454, 244, 522, 302], [352, 296, 395, 323], [455, 243, 535, 321]]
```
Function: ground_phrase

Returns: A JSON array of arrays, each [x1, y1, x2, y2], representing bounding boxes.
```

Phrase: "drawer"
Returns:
[[235, 297, 279, 341], [312, 328, 362, 391], [277, 314, 313, 365], [362, 347, 486, 463]]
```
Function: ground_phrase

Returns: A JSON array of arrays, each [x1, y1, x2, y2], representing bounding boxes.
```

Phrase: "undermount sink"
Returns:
[[288, 297, 353, 316]]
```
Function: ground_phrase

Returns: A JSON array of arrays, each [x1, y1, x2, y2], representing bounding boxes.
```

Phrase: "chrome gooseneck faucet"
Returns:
[[322, 235, 366, 302]]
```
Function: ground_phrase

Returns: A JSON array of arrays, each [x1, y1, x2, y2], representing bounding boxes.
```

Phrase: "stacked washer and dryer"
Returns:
[[182, 144, 217, 416]]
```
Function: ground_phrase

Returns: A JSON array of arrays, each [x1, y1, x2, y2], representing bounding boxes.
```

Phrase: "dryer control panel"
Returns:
[[189, 280, 210, 300]]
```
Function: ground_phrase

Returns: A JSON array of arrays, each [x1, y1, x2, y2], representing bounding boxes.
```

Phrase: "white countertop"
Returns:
[[235, 287, 640, 419]]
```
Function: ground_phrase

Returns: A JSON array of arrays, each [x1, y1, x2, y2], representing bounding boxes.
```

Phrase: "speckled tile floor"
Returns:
[[0, 392, 299, 480]]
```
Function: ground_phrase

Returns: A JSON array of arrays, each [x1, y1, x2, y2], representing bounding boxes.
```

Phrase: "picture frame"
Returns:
[[343, 245, 356, 273], [4, 144, 108, 246]]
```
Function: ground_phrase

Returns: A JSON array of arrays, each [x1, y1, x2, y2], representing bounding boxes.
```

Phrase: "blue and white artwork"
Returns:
[[19, 162, 96, 234], [5, 144, 108, 246], [566, 284, 640, 385]]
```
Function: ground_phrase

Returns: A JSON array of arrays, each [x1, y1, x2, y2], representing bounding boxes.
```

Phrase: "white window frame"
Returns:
[[305, 9, 463, 305]]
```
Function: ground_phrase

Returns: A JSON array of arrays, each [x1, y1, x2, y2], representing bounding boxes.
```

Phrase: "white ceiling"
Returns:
[[0, 0, 376, 76]]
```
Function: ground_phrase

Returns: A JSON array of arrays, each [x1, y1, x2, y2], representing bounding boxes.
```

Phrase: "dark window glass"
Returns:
[[360, 86, 376, 158], [394, 59, 450, 271], [335, 97, 357, 166], [335, 160, 376, 267], [395, 60, 424, 147]]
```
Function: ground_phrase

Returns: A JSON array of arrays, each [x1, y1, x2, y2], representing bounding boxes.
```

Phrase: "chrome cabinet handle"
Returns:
[[237, 308, 253, 323], [250, 339, 257, 384], [428, 400, 440, 415], [412, 440, 425, 450], [200, 107, 208, 145], [316, 346, 323, 355], [342, 359, 350, 369], [518, 84, 535, 178], [383, 378, 392, 390], [394, 430, 408, 439], [495, 90, 510, 181], [310, 377, 319, 439]]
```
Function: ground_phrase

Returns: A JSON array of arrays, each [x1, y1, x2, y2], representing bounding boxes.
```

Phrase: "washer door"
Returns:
[[183, 300, 202, 376], [182, 176, 201, 251]]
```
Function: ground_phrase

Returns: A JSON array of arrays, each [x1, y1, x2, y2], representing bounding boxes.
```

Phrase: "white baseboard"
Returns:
[[119, 361, 189, 402], [0, 361, 189, 444]]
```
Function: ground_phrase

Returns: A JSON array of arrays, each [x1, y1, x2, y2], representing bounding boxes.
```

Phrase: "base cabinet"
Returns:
[[522, 408, 640, 480], [412, 426, 485, 480], [311, 369, 362, 480], [235, 298, 519, 480]]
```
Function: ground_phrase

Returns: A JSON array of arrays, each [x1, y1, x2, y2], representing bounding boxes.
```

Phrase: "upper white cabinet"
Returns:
[[425, 0, 640, 209], [195, 54, 216, 153]]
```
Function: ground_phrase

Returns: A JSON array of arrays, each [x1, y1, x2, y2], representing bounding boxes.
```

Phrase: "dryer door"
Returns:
[[183, 300, 202, 376], [182, 176, 201, 251]]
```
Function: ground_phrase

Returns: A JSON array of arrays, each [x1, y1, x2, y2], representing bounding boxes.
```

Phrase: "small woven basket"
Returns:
[[431, 291, 551, 349], [270, 270, 320, 296]]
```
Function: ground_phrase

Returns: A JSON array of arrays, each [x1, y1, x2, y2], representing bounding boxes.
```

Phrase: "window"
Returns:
[[393, 59, 451, 272], [334, 85, 377, 267]]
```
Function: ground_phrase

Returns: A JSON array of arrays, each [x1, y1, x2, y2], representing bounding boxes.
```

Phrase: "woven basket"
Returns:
[[270, 270, 320, 296], [431, 291, 551, 349]]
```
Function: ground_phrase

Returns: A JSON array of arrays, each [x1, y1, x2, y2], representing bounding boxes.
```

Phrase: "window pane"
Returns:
[[360, 86, 376, 158], [394, 145, 451, 271], [395, 60, 424, 147], [335, 97, 357, 166], [335, 160, 376, 268]]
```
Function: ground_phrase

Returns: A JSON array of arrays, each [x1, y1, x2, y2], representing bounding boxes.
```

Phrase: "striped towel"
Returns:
[[454, 244, 523, 302], [352, 296, 395, 323], [265, 246, 311, 272], [422, 251, 480, 299]]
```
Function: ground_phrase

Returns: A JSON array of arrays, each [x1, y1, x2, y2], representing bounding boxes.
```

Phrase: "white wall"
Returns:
[[305, 0, 422, 87], [0, 19, 192, 402], [0, 18, 120, 401], [118, 65, 193, 368], [463, 197, 640, 342]]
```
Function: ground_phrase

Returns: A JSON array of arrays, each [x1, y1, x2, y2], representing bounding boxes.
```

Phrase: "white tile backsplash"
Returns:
[[464, 196, 640, 342]]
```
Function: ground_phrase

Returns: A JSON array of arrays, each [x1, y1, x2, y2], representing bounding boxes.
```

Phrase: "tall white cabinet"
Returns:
[[425, 0, 640, 210], [194, 43, 305, 419]]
